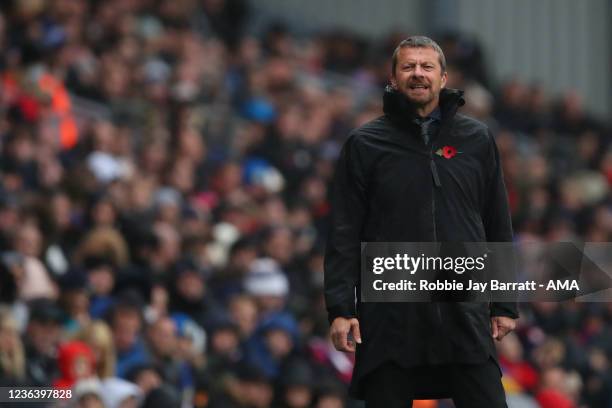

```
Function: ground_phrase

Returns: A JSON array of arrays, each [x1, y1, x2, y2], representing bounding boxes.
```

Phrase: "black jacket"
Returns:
[[324, 87, 519, 399]]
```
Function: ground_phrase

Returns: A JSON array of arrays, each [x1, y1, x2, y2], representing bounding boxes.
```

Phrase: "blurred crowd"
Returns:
[[0, 1, 611, 407]]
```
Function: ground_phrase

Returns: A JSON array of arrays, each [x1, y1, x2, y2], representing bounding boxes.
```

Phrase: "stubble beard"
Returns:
[[401, 87, 435, 108]]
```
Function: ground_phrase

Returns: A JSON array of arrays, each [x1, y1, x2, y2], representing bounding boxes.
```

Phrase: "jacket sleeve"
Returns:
[[324, 133, 368, 324], [483, 129, 519, 319]]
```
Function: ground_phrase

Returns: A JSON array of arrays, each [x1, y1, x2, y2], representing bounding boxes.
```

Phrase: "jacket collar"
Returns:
[[382, 85, 465, 129]]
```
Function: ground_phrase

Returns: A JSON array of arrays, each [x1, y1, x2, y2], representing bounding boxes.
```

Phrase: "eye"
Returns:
[[423, 65, 434, 70]]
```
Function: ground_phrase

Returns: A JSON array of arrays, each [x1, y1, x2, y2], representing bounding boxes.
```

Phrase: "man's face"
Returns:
[[176, 271, 205, 301], [112, 311, 141, 352], [148, 318, 177, 358], [27, 320, 61, 356], [391, 47, 447, 109]]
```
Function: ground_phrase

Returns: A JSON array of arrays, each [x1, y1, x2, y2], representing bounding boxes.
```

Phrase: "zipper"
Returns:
[[429, 148, 442, 329], [430, 160, 441, 187], [429, 149, 440, 241]]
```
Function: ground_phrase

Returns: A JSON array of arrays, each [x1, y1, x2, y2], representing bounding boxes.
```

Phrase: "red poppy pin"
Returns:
[[435, 145, 460, 159]]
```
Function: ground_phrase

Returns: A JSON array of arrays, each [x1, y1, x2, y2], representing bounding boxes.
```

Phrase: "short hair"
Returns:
[[391, 36, 447, 75]]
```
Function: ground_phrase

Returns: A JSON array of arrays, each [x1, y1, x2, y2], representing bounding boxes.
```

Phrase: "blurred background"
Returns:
[[0, 0, 611, 407]]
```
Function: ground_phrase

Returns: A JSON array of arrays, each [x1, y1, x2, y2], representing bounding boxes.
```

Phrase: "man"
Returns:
[[107, 295, 151, 377], [23, 298, 64, 386], [324, 36, 518, 407], [146, 316, 182, 386]]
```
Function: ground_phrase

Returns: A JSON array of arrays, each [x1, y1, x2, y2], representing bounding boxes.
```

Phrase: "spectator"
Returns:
[[496, 332, 539, 393], [23, 298, 64, 386], [57, 269, 91, 333], [145, 315, 181, 387], [228, 294, 259, 340], [244, 311, 299, 379], [244, 257, 289, 315], [53, 340, 96, 389], [13, 224, 59, 300], [168, 258, 220, 331], [107, 296, 150, 378], [218, 363, 275, 408], [275, 358, 316, 408], [126, 363, 164, 398], [535, 367, 578, 408], [0, 308, 25, 384], [84, 257, 117, 319], [313, 382, 348, 408], [72, 378, 106, 408], [141, 384, 181, 408], [171, 312, 207, 388], [100, 377, 142, 408], [77, 320, 116, 379], [207, 317, 243, 390]]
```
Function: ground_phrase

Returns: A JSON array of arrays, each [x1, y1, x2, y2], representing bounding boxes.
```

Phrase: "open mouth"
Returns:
[[409, 84, 429, 90]]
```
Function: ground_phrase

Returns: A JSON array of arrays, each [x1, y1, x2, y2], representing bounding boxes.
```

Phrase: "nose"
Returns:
[[413, 64, 425, 77]]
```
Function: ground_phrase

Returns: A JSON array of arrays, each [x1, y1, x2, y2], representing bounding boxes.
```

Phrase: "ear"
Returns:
[[441, 71, 448, 89]]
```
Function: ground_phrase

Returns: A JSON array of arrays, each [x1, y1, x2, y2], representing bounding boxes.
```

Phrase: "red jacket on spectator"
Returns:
[[53, 341, 96, 389]]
